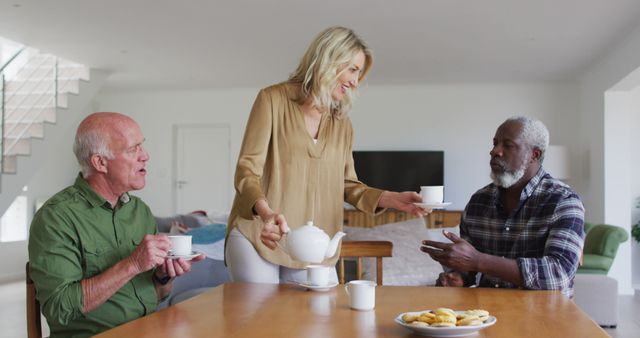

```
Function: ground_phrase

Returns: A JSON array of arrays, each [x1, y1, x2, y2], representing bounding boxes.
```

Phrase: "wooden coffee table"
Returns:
[[94, 283, 607, 338]]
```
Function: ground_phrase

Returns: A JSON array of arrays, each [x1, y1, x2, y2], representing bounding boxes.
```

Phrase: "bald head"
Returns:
[[73, 112, 138, 177]]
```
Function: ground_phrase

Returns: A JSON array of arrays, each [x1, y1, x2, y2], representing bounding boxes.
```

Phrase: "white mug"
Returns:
[[420, 186, 444, 204], [307, 264, 331, 286], [345, 280, 376, 311], [168, 235, 192, 256]]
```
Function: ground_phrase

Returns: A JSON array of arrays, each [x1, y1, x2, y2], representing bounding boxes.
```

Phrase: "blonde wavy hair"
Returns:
[[288, 26, 373, 118]]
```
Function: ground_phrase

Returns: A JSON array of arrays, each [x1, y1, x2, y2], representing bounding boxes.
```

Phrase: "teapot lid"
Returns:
[[293, 221, 325, 233], [300, 221, 321, 229]]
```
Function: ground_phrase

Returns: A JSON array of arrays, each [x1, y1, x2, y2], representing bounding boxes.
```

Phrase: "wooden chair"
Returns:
[[338, 241, 393, 285], [26, 262, 43, 338]]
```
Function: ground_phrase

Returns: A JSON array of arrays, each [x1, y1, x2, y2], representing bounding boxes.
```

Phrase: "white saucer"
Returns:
[[167, 251, 203, 260], [413, 202, 452, 209], [297, 281, 339, 292]]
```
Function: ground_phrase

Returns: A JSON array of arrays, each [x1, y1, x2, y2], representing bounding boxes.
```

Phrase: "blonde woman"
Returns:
[[225, 26, 426, 284]]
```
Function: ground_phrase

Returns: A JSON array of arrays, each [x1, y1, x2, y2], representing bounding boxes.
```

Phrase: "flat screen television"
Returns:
[[352, 151, 444, 192]]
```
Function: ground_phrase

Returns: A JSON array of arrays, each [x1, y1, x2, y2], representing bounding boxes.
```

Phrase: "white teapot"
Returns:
[[284, 221, 346, 263]]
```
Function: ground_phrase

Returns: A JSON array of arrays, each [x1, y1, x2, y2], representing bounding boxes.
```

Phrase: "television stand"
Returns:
[[343, 209, 462, 229]]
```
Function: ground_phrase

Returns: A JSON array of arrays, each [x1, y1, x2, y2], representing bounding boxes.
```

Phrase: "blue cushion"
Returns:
[[187, 223, 227, 244]]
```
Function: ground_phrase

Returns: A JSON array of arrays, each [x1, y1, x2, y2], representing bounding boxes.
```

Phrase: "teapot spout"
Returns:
[[324, 231, 346, 259]]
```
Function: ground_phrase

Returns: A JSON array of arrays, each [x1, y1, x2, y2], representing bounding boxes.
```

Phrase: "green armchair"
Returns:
[[577, 223, 629, 275]]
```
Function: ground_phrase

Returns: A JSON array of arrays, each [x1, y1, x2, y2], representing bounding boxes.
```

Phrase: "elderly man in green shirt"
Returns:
[[28, 112, 204, 337]]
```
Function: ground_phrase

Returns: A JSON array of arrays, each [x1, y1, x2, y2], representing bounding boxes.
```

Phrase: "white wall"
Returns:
[[94, 88, 255, 216], [578, 20, 640, 294], [631, 87, 640, 289], [603, 91, 633, 294], [350, 83, 580, 210], [93, 83, 580, 217], [579, 21, 640, 223]]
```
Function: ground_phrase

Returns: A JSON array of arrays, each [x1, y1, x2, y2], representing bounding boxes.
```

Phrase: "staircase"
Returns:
[[2, 47, 89, 174], [0, 42, 106, 215]]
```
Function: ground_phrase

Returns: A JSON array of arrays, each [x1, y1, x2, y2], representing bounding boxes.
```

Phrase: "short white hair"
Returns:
[[505, 116, 549, 162], [73, 128, 114, 177]]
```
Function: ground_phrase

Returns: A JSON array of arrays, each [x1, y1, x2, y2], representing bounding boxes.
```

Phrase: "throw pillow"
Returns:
[[155, 212, 219, 232], [187, 224, 227, 244]]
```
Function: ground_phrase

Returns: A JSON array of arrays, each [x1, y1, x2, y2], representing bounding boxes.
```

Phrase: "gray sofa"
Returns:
[[155, 212, 230, 308], [158, 257, 230, 308]]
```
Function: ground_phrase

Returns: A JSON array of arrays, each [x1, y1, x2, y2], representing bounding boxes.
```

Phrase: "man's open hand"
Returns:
[[420, 230, 482, 272]]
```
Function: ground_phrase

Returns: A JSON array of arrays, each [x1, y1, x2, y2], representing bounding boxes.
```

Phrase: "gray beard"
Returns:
[[490, 162, 527, 188]]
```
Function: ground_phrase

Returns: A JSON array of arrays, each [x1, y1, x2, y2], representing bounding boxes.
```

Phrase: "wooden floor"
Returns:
[[1, 280, 637, 338]]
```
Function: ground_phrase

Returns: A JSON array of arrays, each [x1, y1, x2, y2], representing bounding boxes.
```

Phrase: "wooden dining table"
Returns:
[[94, 282, 608, 338]]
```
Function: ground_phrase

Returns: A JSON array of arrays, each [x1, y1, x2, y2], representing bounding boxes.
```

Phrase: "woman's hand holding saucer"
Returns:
[[379, 191, 431, 216]]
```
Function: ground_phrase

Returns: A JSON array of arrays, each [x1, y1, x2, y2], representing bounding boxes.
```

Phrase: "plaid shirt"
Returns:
[[459, 168, 585, 298]]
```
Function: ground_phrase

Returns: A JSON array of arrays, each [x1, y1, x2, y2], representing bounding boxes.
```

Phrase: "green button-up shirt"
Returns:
[[28, 175, 158, 338]]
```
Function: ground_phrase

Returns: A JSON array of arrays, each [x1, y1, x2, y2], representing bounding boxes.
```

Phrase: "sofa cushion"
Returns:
[[156, 214, 211, 232], [583, 224, 629, 257], [343, 217, 459, 286], [187, 223, 227, 244], [579, 254, 613, 274], [578, 223, 629, 275]]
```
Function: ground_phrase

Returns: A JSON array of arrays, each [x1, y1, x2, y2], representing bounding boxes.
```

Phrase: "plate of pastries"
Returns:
[[394, 308, 496, 337]]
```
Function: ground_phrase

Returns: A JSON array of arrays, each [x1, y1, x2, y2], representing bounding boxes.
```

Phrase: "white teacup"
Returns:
[[420, 186, 444, 204], [168, 235, 192, 256], [307, 264, 331, 286], [345, 280, 376, 311]]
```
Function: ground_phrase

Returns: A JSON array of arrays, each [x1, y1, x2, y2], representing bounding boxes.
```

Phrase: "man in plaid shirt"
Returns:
[[421, 116, 585, 298]]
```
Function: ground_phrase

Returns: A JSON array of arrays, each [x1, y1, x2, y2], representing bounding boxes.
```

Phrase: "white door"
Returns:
[[174, 124, 230, 215]]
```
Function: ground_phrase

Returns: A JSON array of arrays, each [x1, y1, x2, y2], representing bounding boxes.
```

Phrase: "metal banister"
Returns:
[[0, 46, 25, 74], [0, 42, 89, 174], [1, 74, 4, 174], [2, 54, 55, 156]]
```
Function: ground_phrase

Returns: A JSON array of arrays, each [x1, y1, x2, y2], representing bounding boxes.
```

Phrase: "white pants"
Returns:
[[225, 227, 337, 284]]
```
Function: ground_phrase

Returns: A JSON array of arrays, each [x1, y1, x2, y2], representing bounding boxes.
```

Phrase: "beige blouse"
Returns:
[[227, 82, 385, 269]]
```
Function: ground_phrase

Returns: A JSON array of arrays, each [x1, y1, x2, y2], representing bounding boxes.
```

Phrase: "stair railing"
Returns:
[[4, 64, 57, 146], [2, 53, 58, 157], [4, 55, 86, 153], [1, 73, 4, 175], [1, 51, 57, 171], [3, 80, 56, 155], [3, 53, 54, 109], [1, 46, 88, 174], [0, 46, 26, 173], [0, 46, 25, 74]]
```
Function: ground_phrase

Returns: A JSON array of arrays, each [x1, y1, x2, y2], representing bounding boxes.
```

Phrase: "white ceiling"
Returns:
[[1, 0, 640, 90]]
